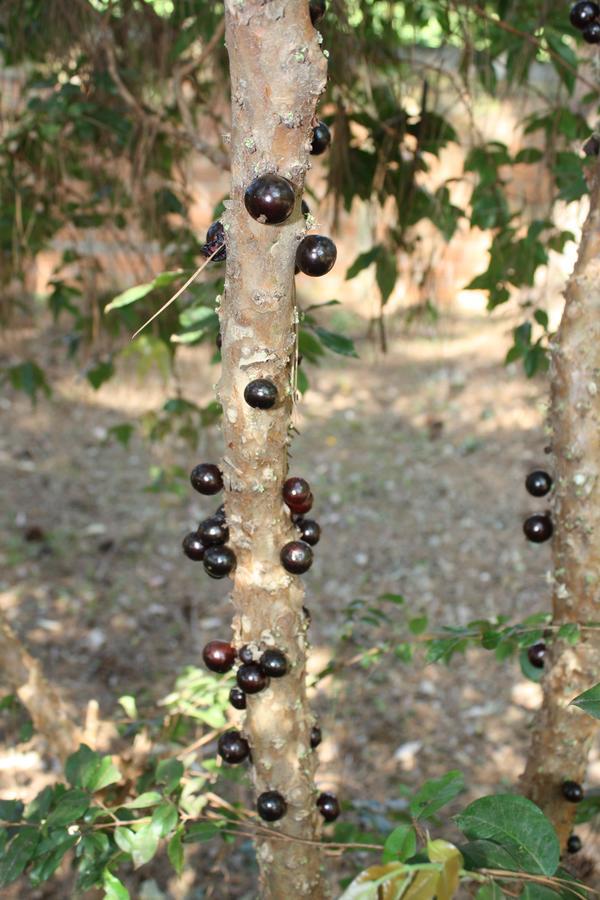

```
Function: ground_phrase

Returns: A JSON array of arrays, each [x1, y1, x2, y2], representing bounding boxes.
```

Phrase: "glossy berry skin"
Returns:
[[182, 532, 205, 561], [244, 378, 278, 410], [309, 0, 326, 26], [317, 791, 340, 822], [257, 791, 287, 821], [190, 463, 223, 495], [570, 1, 600, 29], [562, 781, 584, 803], [218, 729, 250, 764], [281, 540, 313, 574], [523, 514, 553, 543], [310, 121, 331, 156], [583, 21, 600, 41], [202, 221, 226, 262], [238, 645, 254, 665], [567, 834, 582, 853], [310, 725, 322, 749], [229, 687, 247, 710], [527, 642, 546, 669], [297, 518, 321, 546], [203, 545, 236, 579], [203, 640, 236, 674], [237, 662, 269, 694], [260, 649, 289, 678], [525, 470, 553, 497], [283, 476, 311, 511], [292, 493, 314, 515], [197, 516, 229, 546], [296, 235, 337, 277], [244, 175, 295, 225]]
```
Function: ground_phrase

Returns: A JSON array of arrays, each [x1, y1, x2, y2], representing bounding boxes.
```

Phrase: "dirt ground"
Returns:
[[1, 306, 598, 898]]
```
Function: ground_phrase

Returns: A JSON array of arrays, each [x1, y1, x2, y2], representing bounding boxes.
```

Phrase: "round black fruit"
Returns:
[[202, 221, 226, 262], [297, 518, 321, 546], [583, 20, 600, 40], [570, 1, 600, 29], [244, 379, 278, 410], [310, 725, 322, 749], [182, 532, 205, 561], [190, 463, 223, 495], [527, 642, 546, 669], [296, 235, 337, 277], [567, 834, 582, 853], [562, 781, 584, 803], [229, 687, 247, 710], [244, 175, 295, 225], [283, 476, 311, 511], [309, 0, 326, 26], [257, 790, 287, 821], [238, 645, 254, 665], [260, 649, 288, 678], [525, 470, 553, 497], [237, 662, 269, 694], [281, 540, 313, 574], [218, 729, 250, 764], [197, 516, 229, 546], [203, 640, 236, 674], [523, 514, 553, 543], [203, 545, 236, 579], [310, 121, 331, 156], [317, 791, 340, 822]]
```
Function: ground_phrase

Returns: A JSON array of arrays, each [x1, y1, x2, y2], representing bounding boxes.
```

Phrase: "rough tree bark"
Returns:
[[522, 160, 600, 847], [218, 2, 328, 898]]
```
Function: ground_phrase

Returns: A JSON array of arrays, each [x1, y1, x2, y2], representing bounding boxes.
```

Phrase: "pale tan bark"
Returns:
[[522, 162, 600, 847], [0, 614, 80, 763], [218, 2, 328, 898]]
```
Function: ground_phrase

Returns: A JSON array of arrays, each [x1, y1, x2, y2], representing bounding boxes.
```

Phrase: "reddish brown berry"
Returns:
[[237, 663, 269, 694], [244, 175, 295, 225], [296, 518, 321, 546], [202, 640, 236, 674], [310, 725, 322, 748], [281, 541, 313, 574]]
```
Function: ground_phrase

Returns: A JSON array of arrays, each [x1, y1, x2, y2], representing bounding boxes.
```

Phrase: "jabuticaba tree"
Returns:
[[187, 2, 331, 897], [521, 149, 600, 847]]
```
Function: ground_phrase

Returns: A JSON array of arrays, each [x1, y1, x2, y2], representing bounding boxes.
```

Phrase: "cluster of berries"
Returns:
[[523, 470, 553, 543], [182, 464, 236, 578], [570, 1, 600, 42]]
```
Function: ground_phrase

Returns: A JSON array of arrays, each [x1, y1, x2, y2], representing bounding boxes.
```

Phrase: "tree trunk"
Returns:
[[218, 3, 327, 898], [521, 161, 600, 847], [0, 614, 80, 764]]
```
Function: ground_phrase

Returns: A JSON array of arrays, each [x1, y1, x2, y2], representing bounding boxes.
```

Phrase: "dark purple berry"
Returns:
[[567, 834, 582, 853], [310, 121, 331, 155], [237, 662, 269, 694], [229, 687, 247, 710], [525, 470, 553, 497], [570, 1, 600, 29], [203, 545, 236, 579], [523, 514, 553, 543], [197, 516, 229, 546], [309, 0, 326, 26], [257, 790, 287, 821], [281, 541, 313, 574], [527, 642, 546, 669], [244, 379, 278, 410], [296, 518, 321, 546], [583, 21, 600, 41], [238, 645, 254, 665], [283, 477, 311, 512], [218, 729, 250, 764], [317, 791, 340, 822], [562, 781, 584, 803], [203, 640, 236, 674], [310, 725, 322, 749], [244, 175, 295, 225], [296, 235, 337, 277], [202, 221, 226, 262], [182, 532, 205, 561], [190, 463, 223, 495], [259, 649, 288, 678]]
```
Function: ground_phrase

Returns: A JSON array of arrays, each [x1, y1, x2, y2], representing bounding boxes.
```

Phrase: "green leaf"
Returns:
[[118, 695, 138, 719], [168, 829, 184, 875], [533, 309, 549, 329], [109, 424, 135, 447], [375, 248, 398, 305], [156, 758, 184, 794], [476, 883, 505, 900], [114, 823, 159, 868], [104, 271, 184, 312], [454, 794, 560, 875], [0, 827, 40, 887], [571, 682, 600, 720], [29, 834, 78, 887], [151, 802, 178, 837], [7, 362, 51, 403], [0, 800, 24, 823], [382, 825, 417, 864], [297, 368, 309, 395], [408, 616, 428, 635], [313, 326, 358, 358], [118, 792, 162, 810], [346, 245, 381, 280], [184, 821, 220, 843], [66, 745, 121, 792], [103, 867, 130, 900], [558, 623, 580, 645], [86, 359, 115, 390], [515, 148, 544, 165], [519, 647, 544, 684], [409, 771, 465, 820], [47, 789, 89, 827], [461, 838, 523, 870]]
